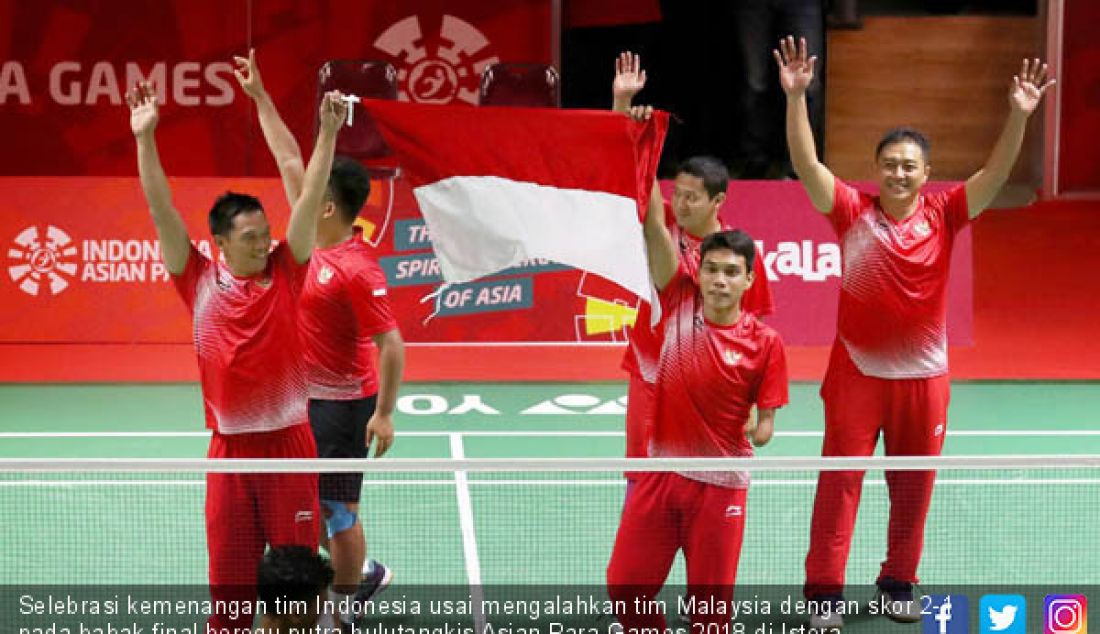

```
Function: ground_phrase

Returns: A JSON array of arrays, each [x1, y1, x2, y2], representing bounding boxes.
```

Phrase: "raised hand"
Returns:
[[613, 51, 647, 106], [1009, 58, 1055, 115], [232, 48, 266, 100], [773, 36, 817, 97], [318, 90, 348, 134], [126, 81, 159, 138], [628, 104, 654, 122]]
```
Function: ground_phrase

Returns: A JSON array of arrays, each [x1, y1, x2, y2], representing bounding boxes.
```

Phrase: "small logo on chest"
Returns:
[[723, 349, 742, 366], [318, 266, 335, 285], [913, 220, 932, 238]]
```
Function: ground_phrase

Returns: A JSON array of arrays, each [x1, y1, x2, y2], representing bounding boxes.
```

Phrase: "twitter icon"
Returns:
[[982, 595, 1027, 634]]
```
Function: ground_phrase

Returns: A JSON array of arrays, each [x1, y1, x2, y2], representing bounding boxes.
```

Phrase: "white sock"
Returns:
[[363, 559, 375, 576], [331, 588, 358, 624]]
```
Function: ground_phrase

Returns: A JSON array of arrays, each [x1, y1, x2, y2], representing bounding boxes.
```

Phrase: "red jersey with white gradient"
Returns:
[[830, 179, 970, 379], [299, 228, 398, 400], [172, 242, 309, 434], [649, 265, 788, 488], [623, 201, 775, 382]]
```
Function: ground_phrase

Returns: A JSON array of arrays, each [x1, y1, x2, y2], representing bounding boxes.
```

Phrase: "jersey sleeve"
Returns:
[[742, 251, 775, 317], [271, 241, 310, 295], [754, 330, 789, 410], [828, 177, 864, 237], [347, 264, 399, 337], [169, 244, 211, 311], [940, 184, 970, 235], [656, 260, 693, 324]]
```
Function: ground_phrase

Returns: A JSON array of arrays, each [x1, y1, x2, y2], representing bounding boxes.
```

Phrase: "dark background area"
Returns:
[[561, 0, 1038, 177]]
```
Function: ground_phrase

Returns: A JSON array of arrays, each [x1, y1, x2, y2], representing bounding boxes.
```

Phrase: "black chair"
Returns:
[[478, 62, 560, 108]]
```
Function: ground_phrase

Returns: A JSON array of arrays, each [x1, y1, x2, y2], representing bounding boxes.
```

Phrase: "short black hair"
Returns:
[[875, 127, 931, 163], [208, 191, 264, 237], [700, 230, 755, 275], [327, 156, 372, 224], [256, 546, 333, 613], [677, 156, 729, 199]]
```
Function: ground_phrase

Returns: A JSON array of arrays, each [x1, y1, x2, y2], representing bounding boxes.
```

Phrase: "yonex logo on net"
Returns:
[[7, 225, 79, 296], [373, 14, 500, 105]]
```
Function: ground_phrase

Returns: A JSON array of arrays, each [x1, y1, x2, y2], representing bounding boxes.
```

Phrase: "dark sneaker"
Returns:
[[877, 577, 921, 623], [356, 559, 393, 604]]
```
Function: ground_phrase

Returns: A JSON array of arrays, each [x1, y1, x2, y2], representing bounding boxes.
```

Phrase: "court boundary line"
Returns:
[[3, 478, 1098, 487], [3, 429, 1099, 439], [5, 455, 1100, 471], [449, 433, 487, 633]]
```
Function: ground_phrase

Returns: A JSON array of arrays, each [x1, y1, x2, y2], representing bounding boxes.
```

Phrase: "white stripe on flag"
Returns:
[[413, 175, 656, 310]]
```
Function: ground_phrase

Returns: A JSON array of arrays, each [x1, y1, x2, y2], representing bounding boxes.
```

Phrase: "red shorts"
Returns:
[[206, 423, 319, 630], [608, 472, 748, 631], [820, 341, 950, 457]]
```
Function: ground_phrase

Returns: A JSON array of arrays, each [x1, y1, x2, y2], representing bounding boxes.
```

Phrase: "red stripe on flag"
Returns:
[[361, 100, 667, 210]]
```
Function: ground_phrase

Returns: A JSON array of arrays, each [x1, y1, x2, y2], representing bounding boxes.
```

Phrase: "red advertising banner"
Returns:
[[0, 0, 553, 177], [0, 177, 972, 346], [0, 0, 972, 347]]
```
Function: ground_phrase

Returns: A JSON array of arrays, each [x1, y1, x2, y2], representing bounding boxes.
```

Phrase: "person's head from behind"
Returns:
[[257, 546, 333, 630], [672, 156, 729, 237], [209, 192, 270, 277], [320, 156, 371, 234], [874, 127, 931, 205], [698, 230, 755, 320]]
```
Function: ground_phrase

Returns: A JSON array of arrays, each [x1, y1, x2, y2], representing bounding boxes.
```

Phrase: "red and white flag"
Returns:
[[360, 99, 668, 312]]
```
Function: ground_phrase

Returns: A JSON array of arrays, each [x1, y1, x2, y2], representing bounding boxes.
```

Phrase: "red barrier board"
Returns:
[[1, 177, 972, 346], [0, 0, 553, 176]]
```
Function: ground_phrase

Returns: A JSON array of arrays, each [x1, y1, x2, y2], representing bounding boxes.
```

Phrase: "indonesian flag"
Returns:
[[360, 99, 669, 313]]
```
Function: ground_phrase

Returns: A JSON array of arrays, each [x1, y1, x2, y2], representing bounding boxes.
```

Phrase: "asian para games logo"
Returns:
[[7, 225, 78, 296], [372, 14, 500, 104]]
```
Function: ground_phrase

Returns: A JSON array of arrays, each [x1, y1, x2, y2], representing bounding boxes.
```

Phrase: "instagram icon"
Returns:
[[1045, 595, 1088, 634]]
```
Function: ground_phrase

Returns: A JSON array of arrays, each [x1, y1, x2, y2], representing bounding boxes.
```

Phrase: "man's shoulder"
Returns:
[[919, 184, 966, 215], [743, 313, 783, 346]]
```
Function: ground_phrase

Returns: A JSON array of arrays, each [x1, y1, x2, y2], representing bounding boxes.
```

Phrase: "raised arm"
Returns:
[[127, 82, 191, 275], [612, 52, 647, 114], [286, 91, 347, 264], [643, 172, 678, 291], [233, 49, 305, 207], [775, 36, 836, 213], [965, 58, 1055, 219]]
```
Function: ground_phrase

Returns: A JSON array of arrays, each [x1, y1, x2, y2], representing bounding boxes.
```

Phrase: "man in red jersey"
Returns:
[[233, 50, 405, 631], [127, 80, 347, 632], [611, 52, 775, 482], [606, 163, 789, 630], [775, 36, 1055, 626]]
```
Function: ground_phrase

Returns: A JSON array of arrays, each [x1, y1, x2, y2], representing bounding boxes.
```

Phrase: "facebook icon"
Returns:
[[923, 595, 970, 634]]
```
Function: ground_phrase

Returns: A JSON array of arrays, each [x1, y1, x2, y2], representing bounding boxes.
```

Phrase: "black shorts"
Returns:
[[308, 394, 378, 503]]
